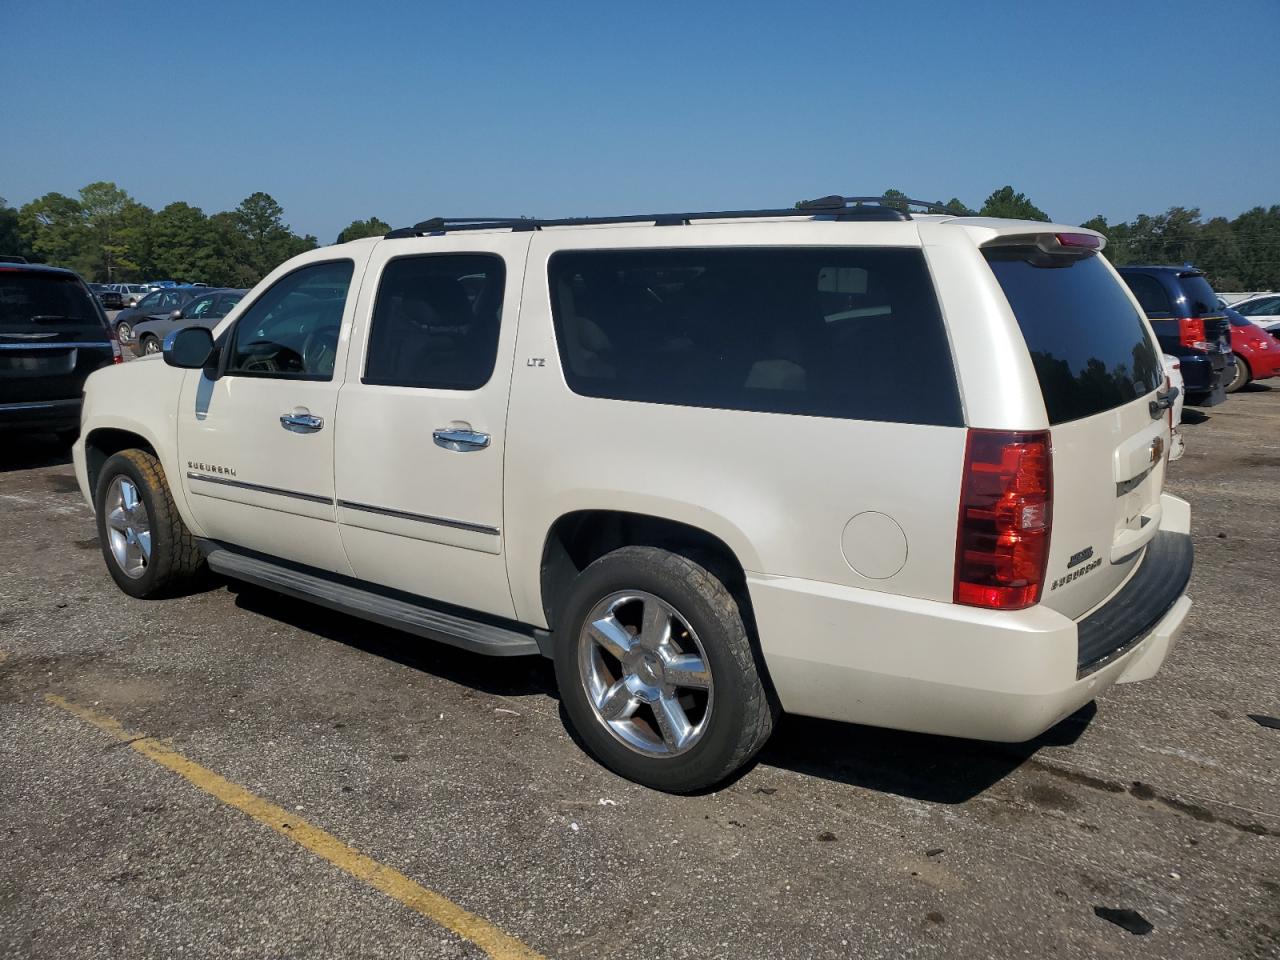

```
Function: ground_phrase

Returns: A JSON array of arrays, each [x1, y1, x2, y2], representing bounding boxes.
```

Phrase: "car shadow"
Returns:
[[226, 580, 1094, 803], [1241, 381, 1274, 393], [1181, 408, 1210, 425], [749, 703, 1096, 803], [226, 582, 557, 699], [0, 433, 73, 473]]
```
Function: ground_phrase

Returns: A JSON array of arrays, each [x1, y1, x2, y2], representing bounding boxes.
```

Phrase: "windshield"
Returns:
[[985, 251, 1163, 425], [0, 270, 103, 332]]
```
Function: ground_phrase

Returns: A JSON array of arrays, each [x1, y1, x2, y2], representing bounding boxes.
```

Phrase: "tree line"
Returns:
[[3, 181, 1277, 291]]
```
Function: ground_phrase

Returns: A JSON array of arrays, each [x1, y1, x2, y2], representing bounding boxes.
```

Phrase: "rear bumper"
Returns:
[[749, 493, 1193, 742], [0, 397, 81, 432]]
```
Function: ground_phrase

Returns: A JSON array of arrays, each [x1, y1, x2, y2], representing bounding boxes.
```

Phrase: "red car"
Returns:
[[1228, 312, 1280, 392]]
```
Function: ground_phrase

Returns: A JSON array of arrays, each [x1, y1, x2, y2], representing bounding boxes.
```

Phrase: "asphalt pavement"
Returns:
[[0, 386, 1277, 959]]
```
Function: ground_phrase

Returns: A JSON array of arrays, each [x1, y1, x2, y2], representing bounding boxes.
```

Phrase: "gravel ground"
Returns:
[[0, 387, 1277, 959]]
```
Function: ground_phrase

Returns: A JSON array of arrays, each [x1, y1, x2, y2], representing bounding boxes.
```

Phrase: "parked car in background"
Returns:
[[143, 279, 178, 289], [1161, 354, 1186, 461], [111, 286, 205, 343], [1118, 266, 1233, 406], [1229, 293, 1280, 326], [129, 287, 248, 355], [88, 283, 124, 310], [111, 283, 151, 307], [1, 263, 121, 440], [1226, 307, 1280, 392]]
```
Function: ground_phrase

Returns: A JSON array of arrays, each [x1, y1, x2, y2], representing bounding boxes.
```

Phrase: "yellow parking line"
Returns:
[[45, 694, 544, 960]]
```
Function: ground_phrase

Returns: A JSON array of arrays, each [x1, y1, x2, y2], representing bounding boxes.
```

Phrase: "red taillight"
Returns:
[[954, 430, 1052, 611], [1055, 232, 1101, 249], [107, 326, 124, 364], [1178, 317, 1209, 351]]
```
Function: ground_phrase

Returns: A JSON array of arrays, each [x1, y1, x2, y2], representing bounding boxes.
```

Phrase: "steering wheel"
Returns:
[[302, 327, 338, 377]]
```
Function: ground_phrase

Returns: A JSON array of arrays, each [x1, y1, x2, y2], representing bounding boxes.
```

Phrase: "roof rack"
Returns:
[[383, 194, 950, 238]]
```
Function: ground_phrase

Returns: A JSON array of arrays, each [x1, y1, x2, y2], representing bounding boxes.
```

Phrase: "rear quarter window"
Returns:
[[547, 246, 962, 426], [985, 251, 1163, 425]]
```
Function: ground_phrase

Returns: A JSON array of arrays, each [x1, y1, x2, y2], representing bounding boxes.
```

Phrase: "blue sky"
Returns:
[[3, 0, 1277, 242]]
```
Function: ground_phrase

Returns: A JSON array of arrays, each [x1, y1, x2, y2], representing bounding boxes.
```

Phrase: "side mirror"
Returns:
[[163, 326, 215, 369], [169, 309, 184, 321]]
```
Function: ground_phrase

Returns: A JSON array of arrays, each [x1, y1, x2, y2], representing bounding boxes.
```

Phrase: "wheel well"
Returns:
[[1234, 352, 1251, 377], [539, 511, 748, 631], [84, 428, 157, 496]]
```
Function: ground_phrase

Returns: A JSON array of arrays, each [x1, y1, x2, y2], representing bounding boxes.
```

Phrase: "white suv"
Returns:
[[73, 196, 1194, 792]]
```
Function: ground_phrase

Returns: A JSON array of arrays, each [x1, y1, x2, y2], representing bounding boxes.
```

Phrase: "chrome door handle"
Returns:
[[280, 412, 324, 433], [433, 428, 490, 451]]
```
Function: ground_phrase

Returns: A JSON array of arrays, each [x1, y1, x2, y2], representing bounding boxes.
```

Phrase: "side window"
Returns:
[[547, 246, 962, 426], [211, 293, 243, 319], [1122, 274, 1171, 315], [185, 295, 215, 318], [363, 253, 505, 390], [138, 291, 162, 310], [225, 260, 354, 380]]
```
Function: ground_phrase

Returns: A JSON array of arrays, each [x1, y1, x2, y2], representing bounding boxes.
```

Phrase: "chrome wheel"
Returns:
[[104, 476, 151, 579], [116, 321, 133, 342], [578, 591, 713, 757], [142, 336, 160, 355]]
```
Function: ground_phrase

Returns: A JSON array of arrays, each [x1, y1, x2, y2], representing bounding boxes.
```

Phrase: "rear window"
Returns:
[[548, 246, 962, 426], [1177, 274, 1222, 316], [985, 251, 1163, 424], [0, 270, 104, 334]]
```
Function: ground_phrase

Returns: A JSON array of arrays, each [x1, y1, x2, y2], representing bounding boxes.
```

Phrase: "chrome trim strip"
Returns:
[[1115, 462, 1156, 498], [0, 399, 80, 411], [186, 472, 333, 505], [337, 499, 499, 536], [0, 341, 111, 350]]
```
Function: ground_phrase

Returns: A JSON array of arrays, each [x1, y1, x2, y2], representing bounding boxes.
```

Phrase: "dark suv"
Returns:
[[1117, 266, 1234, 406], [0, 263, 121, 438]]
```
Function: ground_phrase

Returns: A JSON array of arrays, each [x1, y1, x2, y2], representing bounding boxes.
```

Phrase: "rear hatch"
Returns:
[[1176, 271, 1232, 383], [0, 268, 116, 404], [984, 242, 1169, 620]]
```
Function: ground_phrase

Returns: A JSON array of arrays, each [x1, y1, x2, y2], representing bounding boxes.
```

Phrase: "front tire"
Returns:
[[94, 449, 205, 598], [1226, 353, 1250, 393], [554, 546, 776, 792], [141, 334, 161, 355]]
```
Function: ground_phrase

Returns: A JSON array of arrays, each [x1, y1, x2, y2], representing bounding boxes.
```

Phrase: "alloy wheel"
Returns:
[[104, 476, 151, 579], [578, 590, 714, 757]]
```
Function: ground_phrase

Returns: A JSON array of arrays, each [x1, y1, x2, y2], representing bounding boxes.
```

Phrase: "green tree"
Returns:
[[150, 202, 213, 282], [880, 188, 910, 212], [978, 185, 1049, 222], [0, 197, 35, 261], [942, 197, 974, 216], [19, 192, 92, 275], [79, 181, 137, 280], [337, 217, 391, 244], [233, 192, 316, 280]]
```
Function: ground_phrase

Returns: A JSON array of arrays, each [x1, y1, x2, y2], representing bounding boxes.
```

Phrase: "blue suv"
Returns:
[[1117, 266, 1234, 406]]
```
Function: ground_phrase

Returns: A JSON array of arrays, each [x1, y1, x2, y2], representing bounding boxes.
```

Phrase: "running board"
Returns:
[[203, 544, 542, 658]]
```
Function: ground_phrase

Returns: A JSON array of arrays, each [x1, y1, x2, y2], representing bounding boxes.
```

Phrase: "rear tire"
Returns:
[[1226, 353, 1250, 393], [141, 334, 161, 355], [115, 319, 133, 343], [94, 449, 205, 598], [554, 546, 776, 793]]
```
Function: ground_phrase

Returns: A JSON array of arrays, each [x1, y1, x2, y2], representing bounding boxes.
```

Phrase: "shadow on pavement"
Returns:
[[0, 432, 73, 473], [752, 703, 1096, 804]]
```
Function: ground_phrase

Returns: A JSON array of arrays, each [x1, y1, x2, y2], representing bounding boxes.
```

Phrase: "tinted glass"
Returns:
[[211, 293, 243, 318], [364, 254, 505, 390], [548, 247, 961, 426], [226, 260, 353, 380], [1177, 274, 1221, 315], [986, 251, 1163, 424], [0, 271, 104, 335], [138, 291, 163, 309], [1121, 273, 1171, 314], [185, 295, 215, 318]]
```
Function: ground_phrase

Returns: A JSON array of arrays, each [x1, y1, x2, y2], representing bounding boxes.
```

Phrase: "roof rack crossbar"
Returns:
[[383, 194, 957, 238]]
